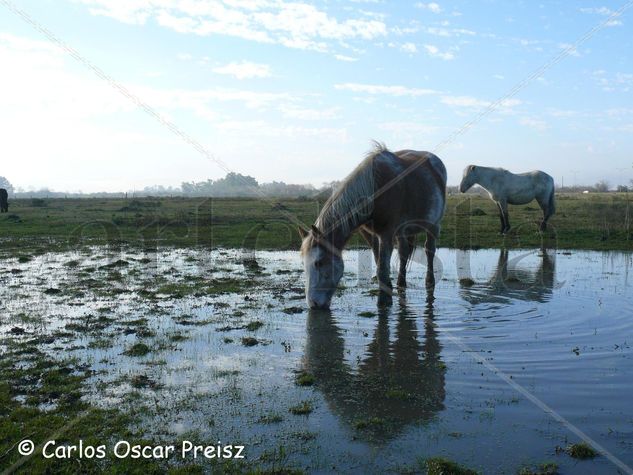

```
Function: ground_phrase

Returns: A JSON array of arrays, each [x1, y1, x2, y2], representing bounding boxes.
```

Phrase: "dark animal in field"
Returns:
[[0, 188, 8, 213], [459, 165, 555, 234], [299, 143, 447, 309]]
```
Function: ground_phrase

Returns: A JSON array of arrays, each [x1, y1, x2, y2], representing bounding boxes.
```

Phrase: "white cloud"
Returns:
[[378, 121, 439, 134], [579, 6, 623, 26], [558, 43, 580, 57], [425, 26, 476, 37], [279, 105, 340, 120], [519, 117, 547, 131], [334, 53, 358, 62], [423, 44, 455, 60], [77, 0, 387, 53], [400, 42, 417, 53], [441, 95, 522, 110], [335, 83, 438, 96], [416, 2, 442, 14], [212, 61, 272, 79], [216, 120, 348, 141], [580, 6, 614, 15]]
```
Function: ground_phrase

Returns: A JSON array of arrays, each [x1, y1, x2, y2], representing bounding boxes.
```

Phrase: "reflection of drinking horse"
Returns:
[[300, 143, 447, 309], [303, 297, 445, 442], [459, 249, 557, 304], [459, 165, 555, 234]]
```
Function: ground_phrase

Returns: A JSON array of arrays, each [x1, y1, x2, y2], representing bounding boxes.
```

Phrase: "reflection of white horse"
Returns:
[[459, 165, 555, 234]]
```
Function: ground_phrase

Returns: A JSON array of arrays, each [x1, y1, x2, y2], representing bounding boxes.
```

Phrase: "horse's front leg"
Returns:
[[377, 236, 394, 306], [359, 227, 379, 267]]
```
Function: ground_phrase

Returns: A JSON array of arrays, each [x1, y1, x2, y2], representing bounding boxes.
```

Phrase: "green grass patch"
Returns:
[[423, 457, 479, 475], [566, 442, 598, 459], [289, 401, 313, 415], [295, 372, 315, 386], [123, 342, 151, 357]]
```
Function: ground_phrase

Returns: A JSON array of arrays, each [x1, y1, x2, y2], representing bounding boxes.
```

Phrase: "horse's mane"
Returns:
[[305, 142, 386, 251]]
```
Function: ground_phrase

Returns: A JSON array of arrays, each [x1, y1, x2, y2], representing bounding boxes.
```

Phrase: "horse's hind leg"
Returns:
[[396, 235, 416, 289], [497, 200, 510, 234], [537, 192, 555, 232]]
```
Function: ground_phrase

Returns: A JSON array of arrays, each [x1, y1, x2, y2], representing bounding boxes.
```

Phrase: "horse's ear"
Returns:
[[298, 227, 309, 239], [467, 165, 477, 174], [311, 225, 322, 236]]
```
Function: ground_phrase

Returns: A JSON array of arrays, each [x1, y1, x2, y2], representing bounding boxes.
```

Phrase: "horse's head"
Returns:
[[299, 225, 344, 310], [459, 165, 478, 192]]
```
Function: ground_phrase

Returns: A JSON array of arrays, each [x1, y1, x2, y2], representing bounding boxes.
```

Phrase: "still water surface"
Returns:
[[2, 247, 632, 474]]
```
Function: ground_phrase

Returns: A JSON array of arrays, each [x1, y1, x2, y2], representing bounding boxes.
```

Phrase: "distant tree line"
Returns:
[[3, 173, 336, 199], [3, 174, 633, 199]]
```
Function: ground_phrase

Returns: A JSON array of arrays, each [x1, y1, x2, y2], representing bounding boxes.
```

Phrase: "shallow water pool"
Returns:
[[1, 247, 632, 474]]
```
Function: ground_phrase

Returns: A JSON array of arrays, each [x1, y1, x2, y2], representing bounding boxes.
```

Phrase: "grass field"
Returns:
[[1, 192, 632, 254]]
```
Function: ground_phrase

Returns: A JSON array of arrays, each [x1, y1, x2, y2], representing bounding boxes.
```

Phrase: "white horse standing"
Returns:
[[459, 165, 555, 234]]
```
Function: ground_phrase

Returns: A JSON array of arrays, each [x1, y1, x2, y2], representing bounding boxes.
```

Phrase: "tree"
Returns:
[[0, 177, 13, 194], [595, 180, 610, 192]]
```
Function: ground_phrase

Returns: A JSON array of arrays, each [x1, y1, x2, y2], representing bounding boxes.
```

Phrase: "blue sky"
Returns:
[[1, 0, 632, 192]]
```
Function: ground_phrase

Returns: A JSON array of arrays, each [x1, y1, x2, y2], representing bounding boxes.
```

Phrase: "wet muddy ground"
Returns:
[[1, 246, 632, 474]]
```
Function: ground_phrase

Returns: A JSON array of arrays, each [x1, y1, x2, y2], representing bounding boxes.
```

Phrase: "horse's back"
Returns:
[[390, 150, 447, 190], [371, 149, 446, 229]]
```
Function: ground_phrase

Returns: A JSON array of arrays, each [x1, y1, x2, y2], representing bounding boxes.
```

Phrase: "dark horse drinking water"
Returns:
[[299, 143, 447, 309], [0, 188, 8, 213]]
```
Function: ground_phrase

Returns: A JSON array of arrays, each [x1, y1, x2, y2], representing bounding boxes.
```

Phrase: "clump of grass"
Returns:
[[354, 417, 385, 430], [385, 388, 410, 400], [295, 372, 315, 386], [99, 259, 129, 269], [566, 442, 598, 459], [459, 277, 476, 287], [258, 414, 283, 424], [282, 306, 303, 314], [245, 321, 264, 331], [17, 255, 32, 263], [123, 342, 151, 357], [423, 457, 479, 475], [289, 401, 313, 415], [241, 337, 259, 347], [518, 462, 559, 475], [223, 337, 234, 344], [130, 374, 160, 390], [168, 333, 188, 342], [358, 311, 376, 318]]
